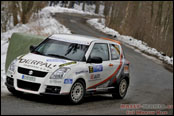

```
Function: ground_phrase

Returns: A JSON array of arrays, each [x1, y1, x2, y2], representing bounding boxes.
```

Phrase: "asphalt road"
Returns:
[[1, 13, 173, 115]]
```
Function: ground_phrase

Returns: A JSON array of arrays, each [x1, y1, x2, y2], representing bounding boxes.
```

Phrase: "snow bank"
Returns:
[[73, 3, 104, 16], [87, 18, 173, 65], [1, 6, 72, 89], [41, 5, 103, 16], [87, 18, 120, 37]]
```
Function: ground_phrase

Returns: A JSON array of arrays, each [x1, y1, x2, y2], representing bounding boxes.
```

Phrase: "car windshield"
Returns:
[[31, 38, 89, 61]]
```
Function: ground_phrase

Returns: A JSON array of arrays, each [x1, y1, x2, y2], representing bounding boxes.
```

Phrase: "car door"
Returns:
[[108, 44, 122, 85], [86, 43, 112, 90]]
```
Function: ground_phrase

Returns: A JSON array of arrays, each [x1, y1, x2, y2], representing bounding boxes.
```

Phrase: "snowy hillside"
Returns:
[[1, 6, 72, 88]]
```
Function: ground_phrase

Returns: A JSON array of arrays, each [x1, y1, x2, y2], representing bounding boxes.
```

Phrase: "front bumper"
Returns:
[[5, 75, 70, 96]]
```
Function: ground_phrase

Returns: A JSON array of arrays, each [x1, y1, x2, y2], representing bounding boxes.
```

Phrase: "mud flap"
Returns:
[[5, 32, 46, 72]]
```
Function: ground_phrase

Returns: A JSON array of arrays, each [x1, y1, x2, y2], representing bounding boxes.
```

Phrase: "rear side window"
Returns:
[[90, 43, 109, 61], [110, 44, 120, 60]]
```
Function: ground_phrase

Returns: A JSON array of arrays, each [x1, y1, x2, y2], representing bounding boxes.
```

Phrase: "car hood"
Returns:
[[17, 53, 77, 72]]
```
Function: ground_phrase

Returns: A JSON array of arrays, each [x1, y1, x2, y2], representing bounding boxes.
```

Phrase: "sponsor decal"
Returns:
[[75, 70, 88, 75], [18, 54, 26, 60], [89, 66, 93, 73], [64, 79, 73, 84], [59, 61, 76, 67], [19, 58, 54, 69], [89, 65, 103, 73], [46, 59, 66, 63], [21, 75, 36, 81], [89, 74, 101, 81], [22, 64, 49, 71]]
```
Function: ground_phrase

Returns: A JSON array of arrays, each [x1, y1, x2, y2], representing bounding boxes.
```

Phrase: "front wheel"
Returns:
[[68, 80, 85, 104], [112, 78, 128, 99]]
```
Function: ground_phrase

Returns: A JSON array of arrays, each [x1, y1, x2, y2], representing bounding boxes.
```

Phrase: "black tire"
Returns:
[[112, 78, 128, 99], [7, 87, 23, 96], [68, 80, 85, 104]]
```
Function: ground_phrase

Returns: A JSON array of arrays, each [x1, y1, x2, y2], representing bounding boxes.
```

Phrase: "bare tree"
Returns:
[[105, 1, 173, 56], [1, 1, 48, 30], [95, 1, 100, 14], [103, 1, 110, 16], [82, 1, 85, 11], [68, 1, 75, 8]]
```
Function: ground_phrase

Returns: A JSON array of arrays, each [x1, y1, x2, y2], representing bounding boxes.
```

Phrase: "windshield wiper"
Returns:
[[47, 54, 71, 60]]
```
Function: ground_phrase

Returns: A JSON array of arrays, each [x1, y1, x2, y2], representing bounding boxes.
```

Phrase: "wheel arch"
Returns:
[[116, 74, 130, 86], [74, 77, 86, 89], [124, 76, 130, 86]]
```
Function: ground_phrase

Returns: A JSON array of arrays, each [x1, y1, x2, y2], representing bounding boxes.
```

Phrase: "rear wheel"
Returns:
[[69, 80, 85, 104], [112, 78, 128, 99]]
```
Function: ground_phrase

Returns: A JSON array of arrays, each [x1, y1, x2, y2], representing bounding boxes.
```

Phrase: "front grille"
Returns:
[[17, 79, 40, 91], [45, 86, 61, 94], [6, 77, 14, 87], [18, 67, 48, 77]]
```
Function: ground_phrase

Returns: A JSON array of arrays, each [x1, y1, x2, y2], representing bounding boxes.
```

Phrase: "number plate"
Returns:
[[21, 75, 36, 82]]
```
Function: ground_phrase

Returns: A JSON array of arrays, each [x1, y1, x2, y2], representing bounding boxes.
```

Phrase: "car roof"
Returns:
[[49, 34, 120, 45]]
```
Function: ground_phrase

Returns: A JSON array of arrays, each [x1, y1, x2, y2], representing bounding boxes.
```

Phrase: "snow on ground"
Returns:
[[74, 3, 96, 14], [87, 18, 173, 65], [1, 6, 72, 89], [73, 3, 104, 16], [42, 4, 103, 16]]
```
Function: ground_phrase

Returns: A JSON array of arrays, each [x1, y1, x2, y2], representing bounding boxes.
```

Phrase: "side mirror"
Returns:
[[29, 45, 36, 52], [87, 57, 103, 64]]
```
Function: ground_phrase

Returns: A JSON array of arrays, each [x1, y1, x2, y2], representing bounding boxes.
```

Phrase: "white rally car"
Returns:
[[6, 34, 130, 104]]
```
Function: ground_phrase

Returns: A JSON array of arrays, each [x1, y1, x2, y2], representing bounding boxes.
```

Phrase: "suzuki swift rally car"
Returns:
[[6, 34, 130, 104]]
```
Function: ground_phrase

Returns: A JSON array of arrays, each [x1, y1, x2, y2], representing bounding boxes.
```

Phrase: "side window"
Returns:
[[110, 44, 120, 60], [90, 43, 109, 61]]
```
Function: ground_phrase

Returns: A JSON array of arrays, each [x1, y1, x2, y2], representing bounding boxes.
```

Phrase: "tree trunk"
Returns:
[[64, 1, 68, 8], [68, 1, 75, 8], [82, 1, 85, 11], [151, 1, 154, 21], [103, 1, 110, 16], [21, 1, 34, 24], [12, 2, 18, 26], [95, 1, 100, 14]]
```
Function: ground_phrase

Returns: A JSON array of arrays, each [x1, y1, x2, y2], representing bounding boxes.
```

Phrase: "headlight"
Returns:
[[8, 58, 17, 73], [50, 67, 70, 79]]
